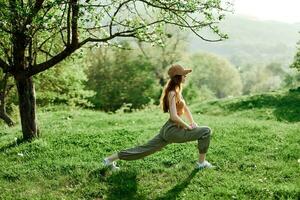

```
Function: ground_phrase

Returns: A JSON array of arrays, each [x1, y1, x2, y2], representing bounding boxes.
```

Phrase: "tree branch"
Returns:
[[0, 73, 9, 105], [38, 47, 55, 58], [173, 12, 224, 42], [59, 3, 68, 46], [137, 0, 198, 13], [24, 0, 45, 30], [109, 0, 133, 36], [67, 1, 71, 45], [71, 0, 79, 46], [26, 22, 158, 77], [29, 3, 56, 38], [23, 0, 229, 77]]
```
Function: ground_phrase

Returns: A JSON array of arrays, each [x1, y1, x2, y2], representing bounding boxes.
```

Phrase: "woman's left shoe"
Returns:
[[103, 158, 120, 171], [196, 160, 214, 169]]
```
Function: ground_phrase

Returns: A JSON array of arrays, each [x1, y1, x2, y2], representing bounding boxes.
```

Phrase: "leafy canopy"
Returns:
[[0, 0, 232, 77]]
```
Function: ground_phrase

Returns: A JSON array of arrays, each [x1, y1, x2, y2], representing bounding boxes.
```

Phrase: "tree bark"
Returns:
[[0, 73, 15, 126], [0, 112, 14, 126], [15, 76, 39, 140]]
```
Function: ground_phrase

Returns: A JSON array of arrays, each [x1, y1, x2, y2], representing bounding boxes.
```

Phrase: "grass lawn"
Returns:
[[0, 90, 299, 199]]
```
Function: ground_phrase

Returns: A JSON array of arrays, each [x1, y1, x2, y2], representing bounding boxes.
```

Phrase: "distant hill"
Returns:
[[187, 14, 300, 68]]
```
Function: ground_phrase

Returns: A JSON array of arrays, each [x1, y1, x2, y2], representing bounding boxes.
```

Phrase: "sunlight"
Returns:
[[234, 0, 300, 23]]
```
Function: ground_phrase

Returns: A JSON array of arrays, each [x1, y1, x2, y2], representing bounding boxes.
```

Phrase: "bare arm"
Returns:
[[168, 91, 190, 129]]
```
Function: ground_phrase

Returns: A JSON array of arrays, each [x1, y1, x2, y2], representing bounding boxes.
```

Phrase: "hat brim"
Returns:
[[183, 69, 192, 75]]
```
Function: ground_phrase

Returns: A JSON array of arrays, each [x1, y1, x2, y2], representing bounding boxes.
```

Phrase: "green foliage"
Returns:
[[0, 0, 230, 141], [0, 51, 95, 127], [265, 62, 287, 77], [290, 41, 300, 71], [0, 0, 230, 69], [33, 55, 96, 108], [240, 62, 288, 95], [85, 42, 159, 112], [190, 89, 300, 122], [0, 91, 299, 199], [182, 81, 215, 103], [283, 72, 300, 89], [134, 25, 189, 87], [182, 81, 200, 103], [188, 52, 243, 98]]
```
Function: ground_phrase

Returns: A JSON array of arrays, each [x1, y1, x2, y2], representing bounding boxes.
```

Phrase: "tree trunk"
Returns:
[[15, 76, 39, 140]]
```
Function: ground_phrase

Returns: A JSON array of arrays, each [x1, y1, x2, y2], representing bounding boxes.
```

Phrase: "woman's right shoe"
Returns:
[[103, 158, 120, 171], [196, 160, 214, 169]]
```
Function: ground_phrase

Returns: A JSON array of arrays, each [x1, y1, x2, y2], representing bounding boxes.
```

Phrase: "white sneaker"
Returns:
[[103, 158, 120, 171], [196, 160, 214, 169]]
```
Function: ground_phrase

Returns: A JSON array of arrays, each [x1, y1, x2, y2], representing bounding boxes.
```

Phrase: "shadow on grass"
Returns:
[[224, 89, 300, 122], [85, 168, 145, 199], [106, 170, 146, 200], [155, 168, 199, 200]]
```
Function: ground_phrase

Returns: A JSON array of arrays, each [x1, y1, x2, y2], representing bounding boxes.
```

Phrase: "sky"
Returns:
[[233, 0, 300, 23]]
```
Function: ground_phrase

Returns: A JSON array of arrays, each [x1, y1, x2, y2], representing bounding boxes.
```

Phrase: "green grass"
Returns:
[[0, 90, 299, 199], [190, 89, 300, 122]]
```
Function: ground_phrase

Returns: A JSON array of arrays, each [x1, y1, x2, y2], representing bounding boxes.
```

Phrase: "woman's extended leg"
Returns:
[[117, 133, 168, 160], [105, 132, 169, 164], [106, 153, 119, 163]]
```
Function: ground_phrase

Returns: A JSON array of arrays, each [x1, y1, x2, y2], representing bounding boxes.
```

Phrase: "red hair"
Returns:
[[159, 75, 183, 113]]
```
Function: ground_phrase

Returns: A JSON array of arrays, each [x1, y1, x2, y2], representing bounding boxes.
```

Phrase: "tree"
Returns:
[[291, 40, 300, 71], [135, 25, 188, 87], [0, 0, 231, 140], [86, 41, 158, 112], [133, 25, 189, 105], [33, 54, 95, 108], [241, 62, 287, 95], [189, 52, 242, 98], [287, 38, 300, 89]]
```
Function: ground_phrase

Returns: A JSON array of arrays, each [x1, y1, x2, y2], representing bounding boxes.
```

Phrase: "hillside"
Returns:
[[189, 88, 300, 123], [0, 90, 299, 199], [187, 14, 300, 68]]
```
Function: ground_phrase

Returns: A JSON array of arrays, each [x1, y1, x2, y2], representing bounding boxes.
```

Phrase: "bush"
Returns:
[[188, 52, 243, 98], [85, 42, 159, 112], [33, 55, 95, 108], [182, 81, 215, 104]]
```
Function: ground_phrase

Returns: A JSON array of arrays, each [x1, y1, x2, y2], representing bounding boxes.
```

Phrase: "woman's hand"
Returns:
[[190, 122, 198, 128], [184, 122, 198, 130]]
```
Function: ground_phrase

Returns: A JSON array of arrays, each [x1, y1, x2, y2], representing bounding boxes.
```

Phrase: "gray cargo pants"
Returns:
[[117, 119, 212, 161]]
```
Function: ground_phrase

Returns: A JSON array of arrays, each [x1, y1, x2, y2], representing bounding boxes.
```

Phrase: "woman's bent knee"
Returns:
[[198, 126, 212, 138], [207, 127, 212, 136]]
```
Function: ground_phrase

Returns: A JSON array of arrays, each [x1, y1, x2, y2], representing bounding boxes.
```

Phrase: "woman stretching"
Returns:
[[103, 64, 214, 171]]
